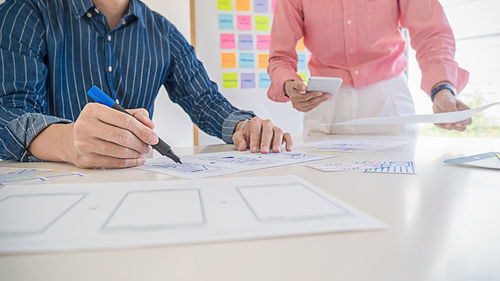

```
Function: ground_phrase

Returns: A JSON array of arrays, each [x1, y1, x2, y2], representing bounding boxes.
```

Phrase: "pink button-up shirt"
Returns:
[[267, 0, 469, 102]]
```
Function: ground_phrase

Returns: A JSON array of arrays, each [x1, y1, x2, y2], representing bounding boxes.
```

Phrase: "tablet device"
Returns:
[[306, 77, 343, 98]]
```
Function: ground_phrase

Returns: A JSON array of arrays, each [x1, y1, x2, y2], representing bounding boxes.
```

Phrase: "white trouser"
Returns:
[[303, 73, 418, 136]]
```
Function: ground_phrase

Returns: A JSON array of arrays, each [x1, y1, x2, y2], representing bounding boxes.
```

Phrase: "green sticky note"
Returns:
[[223, 73, 238, 88], [298, 73, 307, 84], [217, 0, 233, 11], [254, 16, 269, 31]]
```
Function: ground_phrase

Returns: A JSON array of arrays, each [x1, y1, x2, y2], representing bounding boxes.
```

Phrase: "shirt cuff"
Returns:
[[221, 110, 255, 144], [7, 113, 72, 162], [267, 70, 302, 103], [421, 62, 470, 95]]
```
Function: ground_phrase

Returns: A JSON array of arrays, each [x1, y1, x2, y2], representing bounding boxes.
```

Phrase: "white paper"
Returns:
[[139, 151, 333, 178], [302, 138, 410, 153], [321, 102, 499, 125], [0, 176, 386, 253], [362, 161, 416, 174], [307, 161, 385, 172]]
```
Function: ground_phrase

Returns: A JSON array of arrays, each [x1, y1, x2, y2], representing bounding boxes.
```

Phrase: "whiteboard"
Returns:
[[194, 0, 309, 143]]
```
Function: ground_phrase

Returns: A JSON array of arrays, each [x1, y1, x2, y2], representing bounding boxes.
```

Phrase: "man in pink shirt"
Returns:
[[268, 0, 471, 136]]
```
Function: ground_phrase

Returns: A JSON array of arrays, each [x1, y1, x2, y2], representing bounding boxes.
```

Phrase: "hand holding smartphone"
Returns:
[[306, 77, 343, 98]]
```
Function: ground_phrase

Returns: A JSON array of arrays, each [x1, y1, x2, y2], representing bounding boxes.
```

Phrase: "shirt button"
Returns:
[[349, 49, 353, 53], [121, 20, 126, 25], [94, 8, 99, 14], [108, 66, 113, 72], [354, 70, 359, 75], [86, 12, 92, 18], [107, 35, 112, 41], [347, 19, 352, 25]]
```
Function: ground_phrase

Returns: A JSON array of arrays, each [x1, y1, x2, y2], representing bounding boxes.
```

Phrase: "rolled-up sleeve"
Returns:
[[0, 1, 71, 161], [162, 21, 255, 144], [399, 0, 469, 95], [267, 0, 304, 102]]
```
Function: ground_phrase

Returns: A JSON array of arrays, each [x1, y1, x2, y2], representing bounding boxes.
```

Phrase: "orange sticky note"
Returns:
[[221, 53, 237, 68], [258, 54, 269, 69], [296, 38, 306, 51], [236, 0, 251, 11]]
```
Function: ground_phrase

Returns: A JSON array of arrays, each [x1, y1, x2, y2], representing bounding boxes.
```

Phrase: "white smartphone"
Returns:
[[306, 77, 343, 98]]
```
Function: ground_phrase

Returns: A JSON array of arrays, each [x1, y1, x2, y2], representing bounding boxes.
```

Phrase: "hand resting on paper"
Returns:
[[432, 90, 472, 131]]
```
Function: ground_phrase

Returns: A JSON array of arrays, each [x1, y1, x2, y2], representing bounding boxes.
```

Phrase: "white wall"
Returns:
[[143, 0, 196, 147]]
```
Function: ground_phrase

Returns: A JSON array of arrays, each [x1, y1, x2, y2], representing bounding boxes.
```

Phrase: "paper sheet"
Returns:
[[444, 152, 500, 170], [308, 160, 416, 174], [0, 168, 85, 186], [0, 176, 387, 253], [302, 138, 411, 153], [139, 151, 333, 179], [321, 102, 499, 126]]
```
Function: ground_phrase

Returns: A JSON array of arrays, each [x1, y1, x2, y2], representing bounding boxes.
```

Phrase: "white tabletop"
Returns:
[[1, 136, 499, 281]]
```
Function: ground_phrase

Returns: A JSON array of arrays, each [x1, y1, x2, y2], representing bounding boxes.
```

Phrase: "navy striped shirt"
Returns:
[[0, 0, 254, 161]]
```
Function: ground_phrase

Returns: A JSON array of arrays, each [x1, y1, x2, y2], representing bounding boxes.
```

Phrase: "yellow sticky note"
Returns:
[[236, 0, 250, 11], [217, 0, 232, 11], [296, 38, 306, 51], [496, 153, 500, 160], [298, 73, 307, 83], [258, 54, 269, 69], [221, 53, 237, 68], [254, 16, 269, 31], [223, 73, 238, 88]]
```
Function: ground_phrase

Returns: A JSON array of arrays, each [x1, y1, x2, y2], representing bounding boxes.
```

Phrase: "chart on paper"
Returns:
[[139, 151, 333, 178], [302, 138, 411, 153], [0, 176, 387, 253]]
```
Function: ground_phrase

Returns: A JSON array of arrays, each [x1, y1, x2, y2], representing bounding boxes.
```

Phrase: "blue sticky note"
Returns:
[[241, 73, 256, 88], [259, 73, 271, 88], [238, 34, 253, 50], [298, 53, 307, 69], [239, 53, 255, 68], [218, 14, 234, 30]]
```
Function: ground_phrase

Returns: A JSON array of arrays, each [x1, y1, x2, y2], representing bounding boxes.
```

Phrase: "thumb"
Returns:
[[294, 80, 306, 93], [232, 131, 247, 151], [129, 109, 155, 129]]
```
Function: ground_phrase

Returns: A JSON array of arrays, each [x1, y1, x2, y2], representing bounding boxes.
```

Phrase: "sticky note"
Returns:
[[255, 16, 269, 31], [258, 54, 269, 69], [221, 53, 237, 68], [272, 0, 277, 13], [254, 0, 269, 13], [257, 35, 270, 50], [236, 0, 250, 11], [220, 34, 236, 49], [238, 34, 253, 50], [217, 0, 232, 11], [241, 73, 256, 88], [239, 53, 255, 68], [298, 73, 307, 83], [259, 73, 271, 88], [223, 73, 238, 88], [296, 38, 306, 51], [218, 14, 234, 30], [237, 15, 252, 31], [298, 53, 307, 69], [496, 153, 500, 160]]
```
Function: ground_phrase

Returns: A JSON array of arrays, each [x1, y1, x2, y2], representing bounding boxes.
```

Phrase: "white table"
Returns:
[[0, 136, 499, 281]]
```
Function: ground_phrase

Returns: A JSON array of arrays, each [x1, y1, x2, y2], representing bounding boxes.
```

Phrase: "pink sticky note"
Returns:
[[237, 15, 252, 31], [257, 35, 270, 50], [220, 34, 236, 49], [272, 0, 277, 13]]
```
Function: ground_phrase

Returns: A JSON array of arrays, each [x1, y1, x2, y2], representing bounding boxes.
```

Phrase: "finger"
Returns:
[[271, 126, 284, 153], [129, 108, 155, 129], [292, 80, 307, 93], [293, 91, 325, 102], [299, 94, 332, 112], [92, 122, 151, 154], [76, 154, 146, 169], [232, 131, 248, 151], [259, 120, 274, 154], [282, 133, 293, 151], [248, 118, 263, 153], [89, 104, 158, 145], [86, 138, 149, 159]]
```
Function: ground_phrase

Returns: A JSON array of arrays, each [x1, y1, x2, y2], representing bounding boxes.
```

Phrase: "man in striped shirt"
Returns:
[[0, 0, 293, 168]]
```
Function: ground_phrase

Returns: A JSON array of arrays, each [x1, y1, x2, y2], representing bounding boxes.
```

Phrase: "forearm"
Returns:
[[28, 123, 74, 163]]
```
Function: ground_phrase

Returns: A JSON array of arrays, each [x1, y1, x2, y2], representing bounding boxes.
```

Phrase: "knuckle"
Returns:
[[119, 114, 132, 129], [117, 131, 133, 145]]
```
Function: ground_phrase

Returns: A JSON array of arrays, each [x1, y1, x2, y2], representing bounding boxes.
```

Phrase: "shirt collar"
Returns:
[[70, 0, 145, 27], [70, 0, 95, 19]]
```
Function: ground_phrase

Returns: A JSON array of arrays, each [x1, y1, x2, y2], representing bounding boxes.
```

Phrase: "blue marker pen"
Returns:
[[87, 86, 182, 164]]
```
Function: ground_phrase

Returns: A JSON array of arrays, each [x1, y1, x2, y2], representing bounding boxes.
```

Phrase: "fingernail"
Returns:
[[262, 147, 269, 153], [149, 134, 158, 144], [251, 146, 258, 152], [274, 146, 281, 152], [238, 143, 246, 150]]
